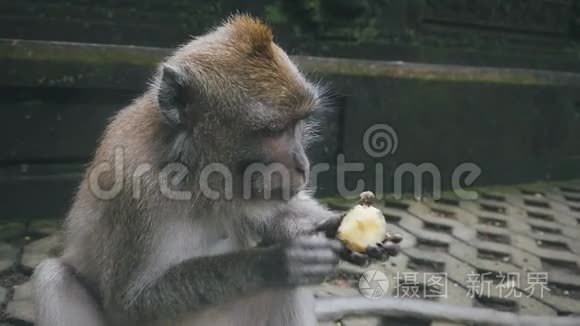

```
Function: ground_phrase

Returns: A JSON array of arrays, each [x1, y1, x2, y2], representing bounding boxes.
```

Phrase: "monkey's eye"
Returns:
[[259, 121, 297, 137], [259, 126, 288, 137]]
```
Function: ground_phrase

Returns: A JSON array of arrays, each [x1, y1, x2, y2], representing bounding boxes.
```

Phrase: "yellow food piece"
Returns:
[[336, 204, 387, 253]]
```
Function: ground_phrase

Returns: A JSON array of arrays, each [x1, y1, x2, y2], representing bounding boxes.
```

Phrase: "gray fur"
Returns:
[[33, 15, 340, 326]]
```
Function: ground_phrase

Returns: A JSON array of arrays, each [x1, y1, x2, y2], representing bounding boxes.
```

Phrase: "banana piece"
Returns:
[[336, 191, 388, 253]]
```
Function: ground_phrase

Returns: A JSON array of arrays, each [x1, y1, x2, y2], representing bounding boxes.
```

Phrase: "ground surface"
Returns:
[[1, 181, 579, 325]]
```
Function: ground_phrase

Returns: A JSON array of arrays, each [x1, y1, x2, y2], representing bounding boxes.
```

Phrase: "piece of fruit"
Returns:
[[336, 192, 388, 253]]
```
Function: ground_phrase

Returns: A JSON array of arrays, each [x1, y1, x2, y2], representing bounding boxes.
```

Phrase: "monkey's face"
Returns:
[[156, 24, 322, 202], [233, 119, 310, 201], [200, 49, 319, 202]]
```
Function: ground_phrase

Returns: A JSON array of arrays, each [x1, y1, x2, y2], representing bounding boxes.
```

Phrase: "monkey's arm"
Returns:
[[261, 194, 340, 242], [121, 248, 276, 321], [116, 237, 339, 322]]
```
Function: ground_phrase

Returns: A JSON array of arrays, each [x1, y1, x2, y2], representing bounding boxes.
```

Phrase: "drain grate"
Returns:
[[478, 216, 507, 228], [407, 257, 446, 273], [384, 200, 410, 211], [416, 238, 449, 252], [477, 249, 511, 262], [480, 192, 506, 202], [521, 189, 545, 197], [527, 211, 555, 222], [541, 258, 580, 274], [480, 203, 507, 214], [560, 186, 580, 194], [536, 239, 570, 252], [524, 199, 551, 209], [548, 282, 580, 300], [474, 296, 519, 313], [530, 224, 562, 235], [423, 222, 453, 234]]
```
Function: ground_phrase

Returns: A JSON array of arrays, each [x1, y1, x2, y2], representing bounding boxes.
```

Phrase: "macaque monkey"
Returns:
[[33, 15, 399, 326]]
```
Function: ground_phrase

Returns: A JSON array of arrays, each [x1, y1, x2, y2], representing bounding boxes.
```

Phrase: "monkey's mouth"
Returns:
[[245, 177, 305, 201], [230, 161, 307, 201], [238, 169, 305, 201]]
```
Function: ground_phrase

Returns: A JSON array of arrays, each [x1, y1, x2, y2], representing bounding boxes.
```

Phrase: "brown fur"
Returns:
[[165, 14, 317, 130]]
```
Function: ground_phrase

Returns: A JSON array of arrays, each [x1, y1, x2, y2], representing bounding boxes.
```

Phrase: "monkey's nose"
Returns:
[[295, 164, 305, 176], [295, 166, 306, 181]]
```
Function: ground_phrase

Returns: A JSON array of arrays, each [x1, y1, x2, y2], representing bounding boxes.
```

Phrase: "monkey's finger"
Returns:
[[378, 242, 400, 257], [314, 214, 344, 238], [339, 249, 370, 267], [328, 239, 347, 253], [384, 233, 403, 244], [365, 245, 387, 260]]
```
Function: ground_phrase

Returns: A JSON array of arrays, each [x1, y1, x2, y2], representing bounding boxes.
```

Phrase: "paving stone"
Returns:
[[6, 281, 34, 324], [12, 281, 32, 302], [325, 182, 580, 317], [5, 300, 34, 324], [21, 233, 63, 271], [0, 243, 18, 273], [4, 181, 580, 324], [0, 286, 8, 304]]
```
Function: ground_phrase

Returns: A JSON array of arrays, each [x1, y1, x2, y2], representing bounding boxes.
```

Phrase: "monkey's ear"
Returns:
[[158, 64, 190, 127]]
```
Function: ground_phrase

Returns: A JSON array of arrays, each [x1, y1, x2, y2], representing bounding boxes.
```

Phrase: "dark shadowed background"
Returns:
[[1, 0, 580, 218]]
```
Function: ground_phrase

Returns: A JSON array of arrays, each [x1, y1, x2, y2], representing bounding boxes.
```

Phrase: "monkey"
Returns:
[[33, 15, 399, 326]]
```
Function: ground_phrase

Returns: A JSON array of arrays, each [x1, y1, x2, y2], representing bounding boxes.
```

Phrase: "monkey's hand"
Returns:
[[315, 217, 402, 266], [314, 213, 344, 239], [331, 236, 401, 267], [362, 232, 402, 262], [269, 236, 341, 286]]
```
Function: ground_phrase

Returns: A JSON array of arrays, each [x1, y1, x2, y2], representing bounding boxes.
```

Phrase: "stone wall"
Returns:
[[1, 0, 579, 70], [1, 1, 580, 218]]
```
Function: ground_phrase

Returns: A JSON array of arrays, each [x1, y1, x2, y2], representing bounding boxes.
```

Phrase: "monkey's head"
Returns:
[[155, 15, 324, 201]]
